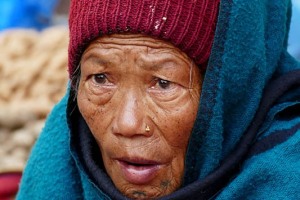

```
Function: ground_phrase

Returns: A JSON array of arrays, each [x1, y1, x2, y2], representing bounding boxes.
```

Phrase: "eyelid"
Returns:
[[149, 77, 177, 92], [86, 73, 116, 96], [154, 74, 190, 89], [80, 59, 109, 78], [90, 73, 115, 87], [92, 73, 107, 84], [147, 79, 184, 102]]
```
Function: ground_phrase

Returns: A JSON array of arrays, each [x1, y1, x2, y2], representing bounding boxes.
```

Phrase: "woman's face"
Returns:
[[77, 34, 202, 199]]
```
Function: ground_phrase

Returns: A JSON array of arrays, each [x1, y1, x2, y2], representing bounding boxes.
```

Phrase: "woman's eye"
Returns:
[[149, 77, 183, 101], [87, 73, 115, 95], [151, 78, 174, 90], [93, 73, 107, 84], [158, 79, 171, 89]]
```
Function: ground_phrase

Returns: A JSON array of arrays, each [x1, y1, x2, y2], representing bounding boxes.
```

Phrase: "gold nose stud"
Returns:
[[145, 125, 150, 132]]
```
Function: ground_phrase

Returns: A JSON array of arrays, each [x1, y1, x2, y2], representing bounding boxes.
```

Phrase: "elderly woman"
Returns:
[[18, 0, 300, 199]]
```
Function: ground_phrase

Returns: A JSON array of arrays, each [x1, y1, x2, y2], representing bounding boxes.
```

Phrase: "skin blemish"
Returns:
[[160, 180, 171, 189]]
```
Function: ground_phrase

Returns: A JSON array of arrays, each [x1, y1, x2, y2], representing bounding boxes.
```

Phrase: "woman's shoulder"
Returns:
[[217, 126, 300, 199], [17, 90, 83, 199], [216, 69, 300, 200]]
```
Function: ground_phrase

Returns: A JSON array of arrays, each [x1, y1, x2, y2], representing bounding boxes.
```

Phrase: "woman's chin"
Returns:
[[117, 180, 177, 200]]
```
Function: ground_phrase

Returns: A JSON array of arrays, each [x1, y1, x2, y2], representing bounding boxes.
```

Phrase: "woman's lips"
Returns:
[[117, 158, 162, 184]]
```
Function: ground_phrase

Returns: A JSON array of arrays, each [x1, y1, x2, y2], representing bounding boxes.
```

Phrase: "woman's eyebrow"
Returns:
[[82, 54, 111, 66], [138, 54, 188, 71]]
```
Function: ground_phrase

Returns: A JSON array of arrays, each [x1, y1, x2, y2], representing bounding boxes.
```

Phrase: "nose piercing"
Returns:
[[145, 125, 150, 132]]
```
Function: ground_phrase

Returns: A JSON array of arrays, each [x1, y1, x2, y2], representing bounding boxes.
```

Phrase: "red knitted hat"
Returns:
[[68, 0, 220, 77]]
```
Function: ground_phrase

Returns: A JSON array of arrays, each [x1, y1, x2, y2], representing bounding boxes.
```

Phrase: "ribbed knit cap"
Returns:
[[68, 0, 220, 77]]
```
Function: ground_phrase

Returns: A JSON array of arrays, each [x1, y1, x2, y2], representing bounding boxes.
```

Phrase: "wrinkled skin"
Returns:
[[77, 34, 203, 199]]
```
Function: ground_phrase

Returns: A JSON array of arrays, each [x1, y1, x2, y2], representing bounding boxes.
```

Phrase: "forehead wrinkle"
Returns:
[[94, 35, 191, 59], [84, 36, 193, 72], [82, 44, 126, 65]]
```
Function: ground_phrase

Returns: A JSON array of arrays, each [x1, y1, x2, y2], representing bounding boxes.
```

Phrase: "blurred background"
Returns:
[[0, 0, 299, 198], [0, 0, 69, 167], [0, 0, 70, 198]]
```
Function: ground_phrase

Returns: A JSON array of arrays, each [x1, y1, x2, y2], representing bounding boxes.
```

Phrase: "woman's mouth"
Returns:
[[117, 158, 162, 184]]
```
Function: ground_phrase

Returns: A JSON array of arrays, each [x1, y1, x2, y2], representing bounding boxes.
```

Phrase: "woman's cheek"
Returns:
[[77, 84, 102, 126], [152, 92, 199, 147], [84, 81, 115, 105]]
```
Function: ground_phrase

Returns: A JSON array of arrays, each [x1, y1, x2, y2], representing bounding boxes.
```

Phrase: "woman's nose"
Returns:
[[112, 91, 151, 137]]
